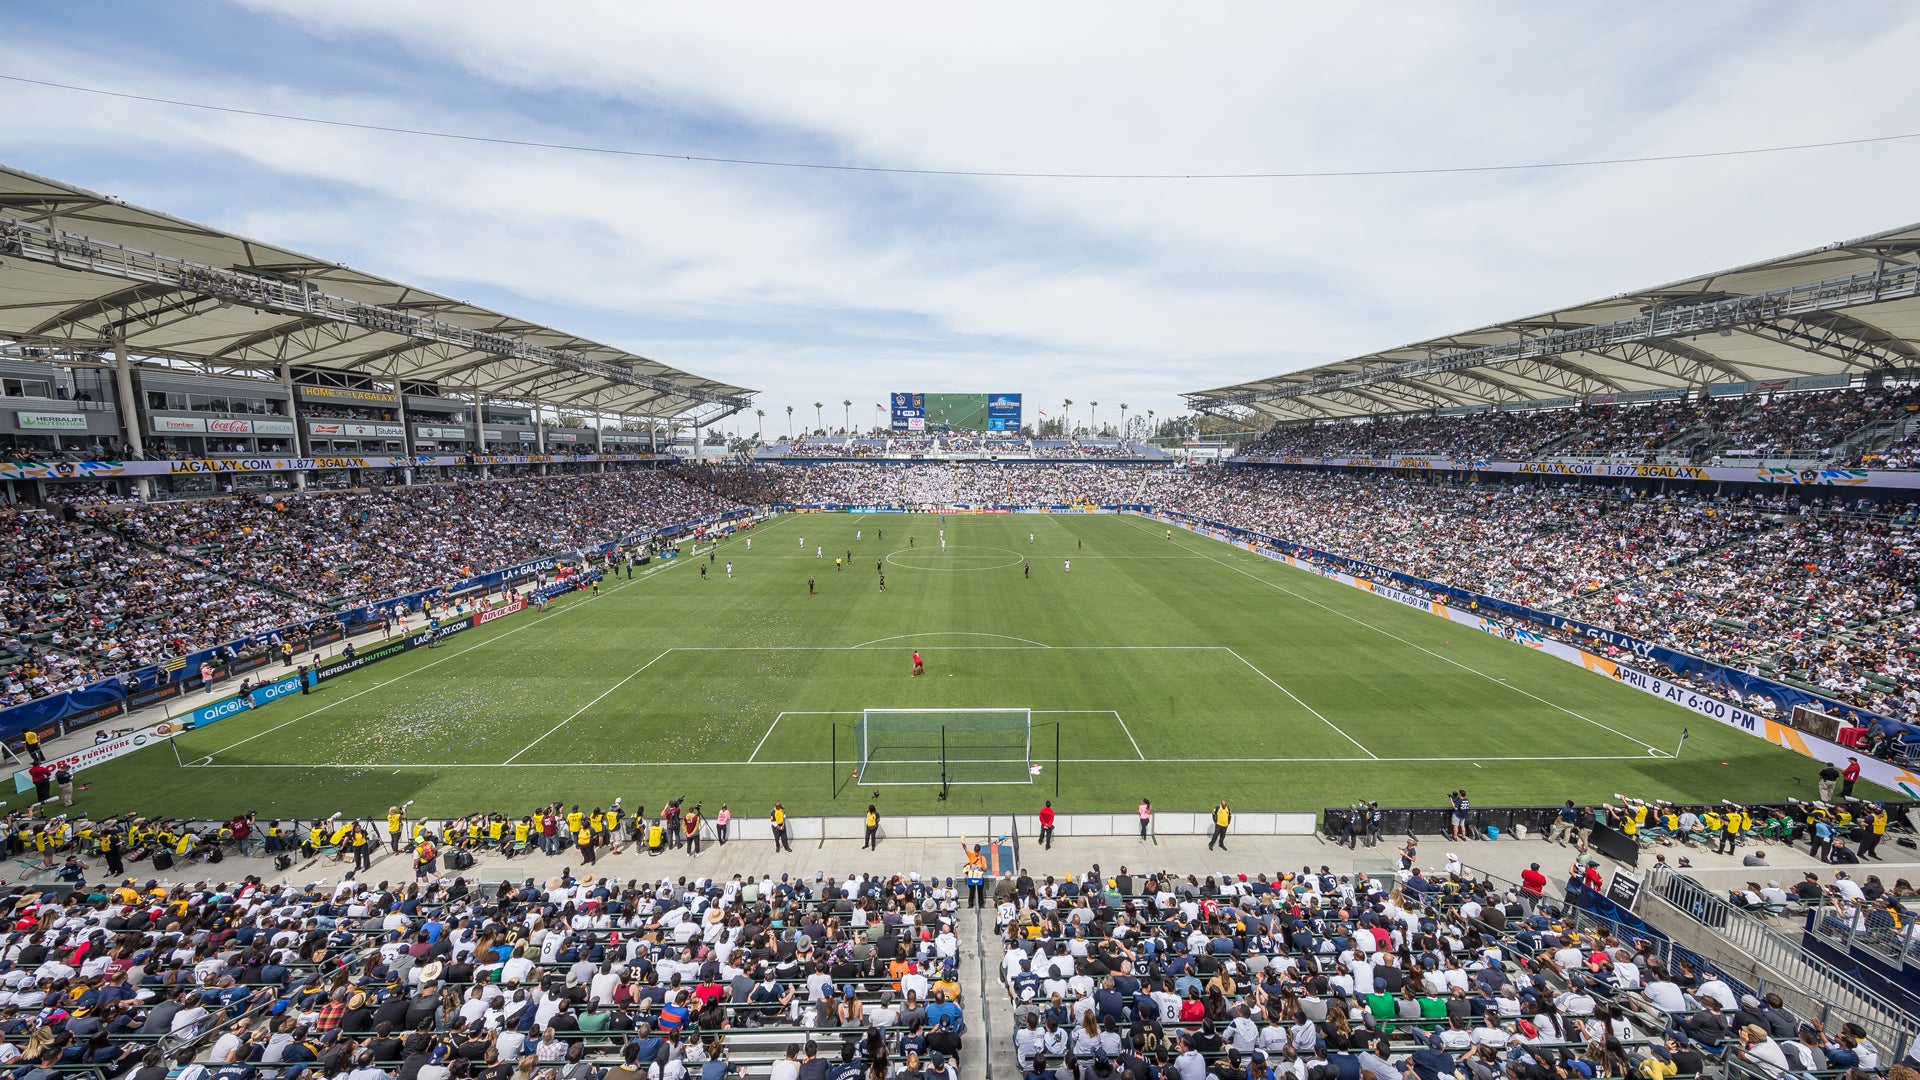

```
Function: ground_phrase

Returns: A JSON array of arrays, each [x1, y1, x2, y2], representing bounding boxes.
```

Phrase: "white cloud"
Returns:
[[7, 2, 1920, 422]]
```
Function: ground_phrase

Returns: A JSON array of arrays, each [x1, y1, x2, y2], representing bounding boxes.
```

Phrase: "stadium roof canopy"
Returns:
[[1186, 222, 1920, 423], [0, 165, 753, 424]]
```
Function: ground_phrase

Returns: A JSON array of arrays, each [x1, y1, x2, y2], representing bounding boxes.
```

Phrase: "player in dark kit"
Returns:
[[912, 651, 924, 677]]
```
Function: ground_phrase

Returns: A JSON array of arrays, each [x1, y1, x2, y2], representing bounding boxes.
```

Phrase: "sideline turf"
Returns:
[[75, 513, 1852, 818]]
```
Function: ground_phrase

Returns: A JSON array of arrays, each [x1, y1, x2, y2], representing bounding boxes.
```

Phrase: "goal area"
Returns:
[[855, 708, 1032, 786]]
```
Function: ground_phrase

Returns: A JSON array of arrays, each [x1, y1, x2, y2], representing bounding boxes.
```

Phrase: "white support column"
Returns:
[[533, 398, 547, 477], [472, 386, 488, 481], [594, 410, 605, 473], [396, 387, 416, 487], [111, 331, 151, 502], [280, 364, 308, 491]]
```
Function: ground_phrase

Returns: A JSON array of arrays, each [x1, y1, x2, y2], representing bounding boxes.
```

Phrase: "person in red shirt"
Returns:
[[27, 763, 51, 804], [911, 651, 924, 677], [1038, 801, 1056, 849], [1842, 756, 1861, 797], [1520, 861, 1547, 897]]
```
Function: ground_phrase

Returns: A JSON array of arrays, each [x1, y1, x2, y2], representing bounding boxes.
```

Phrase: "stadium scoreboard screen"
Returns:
[[891, 392, 1022, 432]]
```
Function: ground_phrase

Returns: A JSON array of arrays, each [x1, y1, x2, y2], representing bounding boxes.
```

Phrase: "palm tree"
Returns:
[[755, 408, 765, 443], [1062, 399, 1073, 437], [842, 399, 852, 434], [1120, 403, 1129, 440], [785, 405, 794, 440], [813, 401, 824, 434], [1090, 401, 1099, 436]]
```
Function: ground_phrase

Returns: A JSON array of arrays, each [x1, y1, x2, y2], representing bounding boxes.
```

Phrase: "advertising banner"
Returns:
[[297, 386, 398, 404], [15, 411, 89, 431], [11, 718, 187, 792], [152, 416, 206, 432], [986, 393, 1022, 431], [310, 422, 405, 438]]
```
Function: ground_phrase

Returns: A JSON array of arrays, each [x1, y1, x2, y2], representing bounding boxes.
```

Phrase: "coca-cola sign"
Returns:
[[207, 418, 253, 434]]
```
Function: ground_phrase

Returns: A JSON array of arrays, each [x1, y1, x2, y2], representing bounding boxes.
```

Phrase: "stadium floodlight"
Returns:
[[854, 708, 1033, 787]]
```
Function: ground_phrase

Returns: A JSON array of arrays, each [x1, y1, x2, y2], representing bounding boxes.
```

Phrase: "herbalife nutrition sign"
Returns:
[[15, 411, 89, 431]]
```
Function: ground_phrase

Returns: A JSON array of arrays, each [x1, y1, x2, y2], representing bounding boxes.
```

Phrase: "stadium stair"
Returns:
[[1630, 865, 1920, 1053]]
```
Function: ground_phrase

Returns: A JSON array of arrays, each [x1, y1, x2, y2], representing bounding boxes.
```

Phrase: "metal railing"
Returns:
[[1640, 864, 1918, 1059]]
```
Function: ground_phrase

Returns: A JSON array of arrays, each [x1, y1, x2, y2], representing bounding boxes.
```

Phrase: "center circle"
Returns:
[[884, 545, 1027, 572]]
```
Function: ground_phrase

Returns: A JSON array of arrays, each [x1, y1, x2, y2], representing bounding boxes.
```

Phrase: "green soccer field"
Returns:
[[76, 512, 1853, 819]]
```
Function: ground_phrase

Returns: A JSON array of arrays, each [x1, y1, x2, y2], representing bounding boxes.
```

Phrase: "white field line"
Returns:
[[196, 559, 672, 761], [1124, 515, 1669, 756], [1109, 709, 1146, 760], [748, 710, 789, 763], [502, 650, 672, 764], [1223, 647, 1378, 759], [197, 515, 795, 764], [184, 753, 1663, 769]]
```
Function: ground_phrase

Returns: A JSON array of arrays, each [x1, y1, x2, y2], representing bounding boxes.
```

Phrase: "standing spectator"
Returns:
[[864, 804, 881, 850], [1450, 791, 1472, 842], [1841, 757, 1861, 798], [771, 803, 792, 851], [1818, 763, 1840, 803], [1038, 801, 1055, 849], [54, 763, 73, 806], [1208, 801, 1231, 851], [714, 804, 731, 845], [21, 728, 44, 764], [1138, 799, 1151, 841], [28, 761, 51, 804]]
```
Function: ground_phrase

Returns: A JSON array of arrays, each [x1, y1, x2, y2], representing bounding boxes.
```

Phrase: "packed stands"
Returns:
[[0, 469, 740, 710], [755, 437, 1168, 461], [12, 452, 1920, 743], [0, 822, 974, 1080], [1236, 385, 1920, 466]]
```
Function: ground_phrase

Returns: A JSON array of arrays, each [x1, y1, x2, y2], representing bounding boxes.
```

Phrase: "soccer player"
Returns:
[[799, 536, 804, 548], [856, 530, 862, 541], [1024, 563, 1030, 579], [912, 651, 924, 677], [1063, 560, 1070, 573], [745, 538, 751, 550], [700, 564, 707, 579], [1077, 539, 1083, 550], [726, 562, 733, 578], [878, 574, 886, 592], [1029, 533, 1034, 543], [808, 577, 815, 595], [1166, 529, 1172, 540], [817, 546, 823, 559], [835, 557, 843, 572]]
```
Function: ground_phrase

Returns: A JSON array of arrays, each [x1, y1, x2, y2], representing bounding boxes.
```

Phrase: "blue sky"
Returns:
[[7, 2, 1920, 437]]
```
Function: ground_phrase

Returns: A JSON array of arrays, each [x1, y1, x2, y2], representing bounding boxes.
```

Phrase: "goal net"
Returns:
[[856, 708, 1032, 786]]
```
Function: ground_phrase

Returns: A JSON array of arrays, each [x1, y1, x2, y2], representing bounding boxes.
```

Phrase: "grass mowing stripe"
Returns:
[[1127, 514, 1670, 756], [502, 649, 673, 764], [1222, 646, 1376, 759]]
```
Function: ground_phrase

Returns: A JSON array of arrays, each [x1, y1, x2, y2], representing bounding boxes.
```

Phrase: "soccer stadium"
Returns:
[[4, 8, 1920, 1080]]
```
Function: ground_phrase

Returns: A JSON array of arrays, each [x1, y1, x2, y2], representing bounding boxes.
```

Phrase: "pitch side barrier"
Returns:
[[0, 509, 750, 743], [1153, 510, 1920, 798], [2, 588, 562, 793]]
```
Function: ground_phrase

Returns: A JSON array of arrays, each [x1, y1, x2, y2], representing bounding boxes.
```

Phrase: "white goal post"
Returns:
[[855, 707, 1033, 785]]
